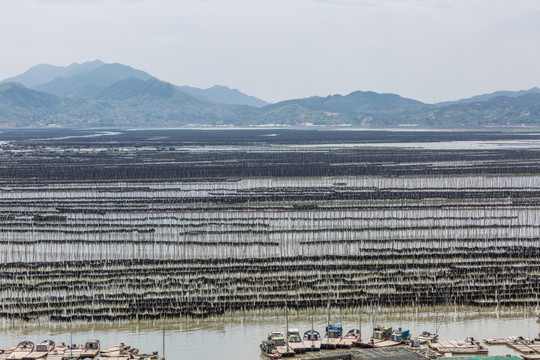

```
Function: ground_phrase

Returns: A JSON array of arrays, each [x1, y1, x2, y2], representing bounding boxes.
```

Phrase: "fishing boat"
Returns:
[[99, 343, 131, 357], [0, 345, 17, 357], [80, 340, 100, 358], [267, 332, 295, 357], [390, 328, 410, 343], [337, 329, 361, 348], [62, 344, 85, 359], [286, 328, 306, 354], [321, 324, 343, 349], [21, 340, 55, 360], [523, 355, 540, 360], [260, 340, 282, 359], [353, 325, 392, 348], [44, 346, 66, 360], [303, 330, 321, 351], [414, 330, 438, 344], [7, 341, 35, 360], [429, 337, 488, 355]]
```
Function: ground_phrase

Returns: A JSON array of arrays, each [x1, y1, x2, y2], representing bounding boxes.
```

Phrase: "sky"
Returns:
[[1, 0, 540, 104]]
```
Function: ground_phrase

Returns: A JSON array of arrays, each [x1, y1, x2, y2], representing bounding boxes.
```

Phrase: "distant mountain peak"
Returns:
[[0, 59, 109, 88], [177, 84, 268, 107], [435, 87, 540, 106], [1, 60, 268, 107]]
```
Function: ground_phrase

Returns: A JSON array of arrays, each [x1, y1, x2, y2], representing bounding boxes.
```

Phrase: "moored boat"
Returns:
[[523, 355, 540, 360], [0, 345, 17, 357], [414, 331, 438, 344], [353, 325, 392, 348], [7, 341, 34, 360], [390, 328, 410, 343], [337, 329, 361, 348], [321, 324, 343, 349], [80, 340, 100, 358], [286, 329, 306, 354], [303, 330, 321, 351], [260, 340, 282, 359], [267, 332, 295, 357], [428, 337, 488, 355], [21, 340, 54, 360]]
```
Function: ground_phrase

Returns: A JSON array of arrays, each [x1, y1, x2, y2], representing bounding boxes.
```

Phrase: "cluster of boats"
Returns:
[[260, 324, 413, 358], [0, 340, 159, 360]]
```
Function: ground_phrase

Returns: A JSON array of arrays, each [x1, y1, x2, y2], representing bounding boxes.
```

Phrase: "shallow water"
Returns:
[[1, 310, 538, 359]]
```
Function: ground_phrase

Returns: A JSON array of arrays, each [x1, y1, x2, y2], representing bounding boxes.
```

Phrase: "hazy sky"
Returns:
[[1, 0, 540, 104]]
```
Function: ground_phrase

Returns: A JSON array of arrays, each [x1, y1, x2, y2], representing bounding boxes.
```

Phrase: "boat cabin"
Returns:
[[325, 324, 343, 338], [287, 329, 301, 342], [268, 332, 286, 346], [304, 330, 321, 341], [287, 333, 302, 343], [35, 340, 55, 352], [391, 328, 410, 342], [373, 325, 392, 340], [84, 340, 100, 351]]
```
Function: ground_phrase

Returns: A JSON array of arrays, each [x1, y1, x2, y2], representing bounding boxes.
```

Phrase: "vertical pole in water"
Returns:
[[162, 321, 166, 360], [327, 300, 330, 330], [285, 302, 289, 351], [70, 315, 73, 359], [311, 315, 315, 348]]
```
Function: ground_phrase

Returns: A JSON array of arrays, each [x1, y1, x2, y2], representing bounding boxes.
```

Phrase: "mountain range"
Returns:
[[1, 60, 540, 128]]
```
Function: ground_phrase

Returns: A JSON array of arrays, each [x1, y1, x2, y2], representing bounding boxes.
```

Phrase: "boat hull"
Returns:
[[303, 340, 321, 351]]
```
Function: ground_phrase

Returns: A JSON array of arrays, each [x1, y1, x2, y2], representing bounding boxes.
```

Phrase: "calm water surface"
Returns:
[[1, 310, 539, 359]]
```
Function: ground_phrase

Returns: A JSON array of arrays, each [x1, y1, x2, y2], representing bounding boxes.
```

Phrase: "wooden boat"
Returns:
[[353, 325, 392, 348], [303, 330, 321, 351], [428, 337, 488, 355], [0, 345, 17, 358], [522, 355, 540, 360], [286, 328, 306, 354], [359, 328, 409, 349], [80, 340, 100, 358], [414, 331, 438, 344], [21, 340, 54, 360], [100, 344, 130, 354], [44, 347, 65, 360], [483, 335, 540, 354], [260, 340, 282, 359], [321, 324, 343, 349], [337, 329, 361, 348], [99, 344, 132, 358], [267, 332, 295, 357], [0, 346, 16, 360], [7, 341, 34, 360], [62, 345, 84, 359]]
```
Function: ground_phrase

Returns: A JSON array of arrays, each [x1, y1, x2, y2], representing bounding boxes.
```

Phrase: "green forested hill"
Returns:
[[2, 61, 540, 128]]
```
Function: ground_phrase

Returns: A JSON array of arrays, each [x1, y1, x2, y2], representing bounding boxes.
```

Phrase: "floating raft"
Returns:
[[299, 347, 426, 359], [436, 357, 521, 360], [428, 339, 488, 355], [0, 343, 159, 360], [483, 337, 540, 354]]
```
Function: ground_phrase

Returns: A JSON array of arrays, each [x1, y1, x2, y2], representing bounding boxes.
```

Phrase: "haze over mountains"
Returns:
[[1, 60, 540, 128]]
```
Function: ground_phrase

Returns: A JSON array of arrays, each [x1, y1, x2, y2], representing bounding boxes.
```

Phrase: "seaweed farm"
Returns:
[[0, 128, 539, 358]]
